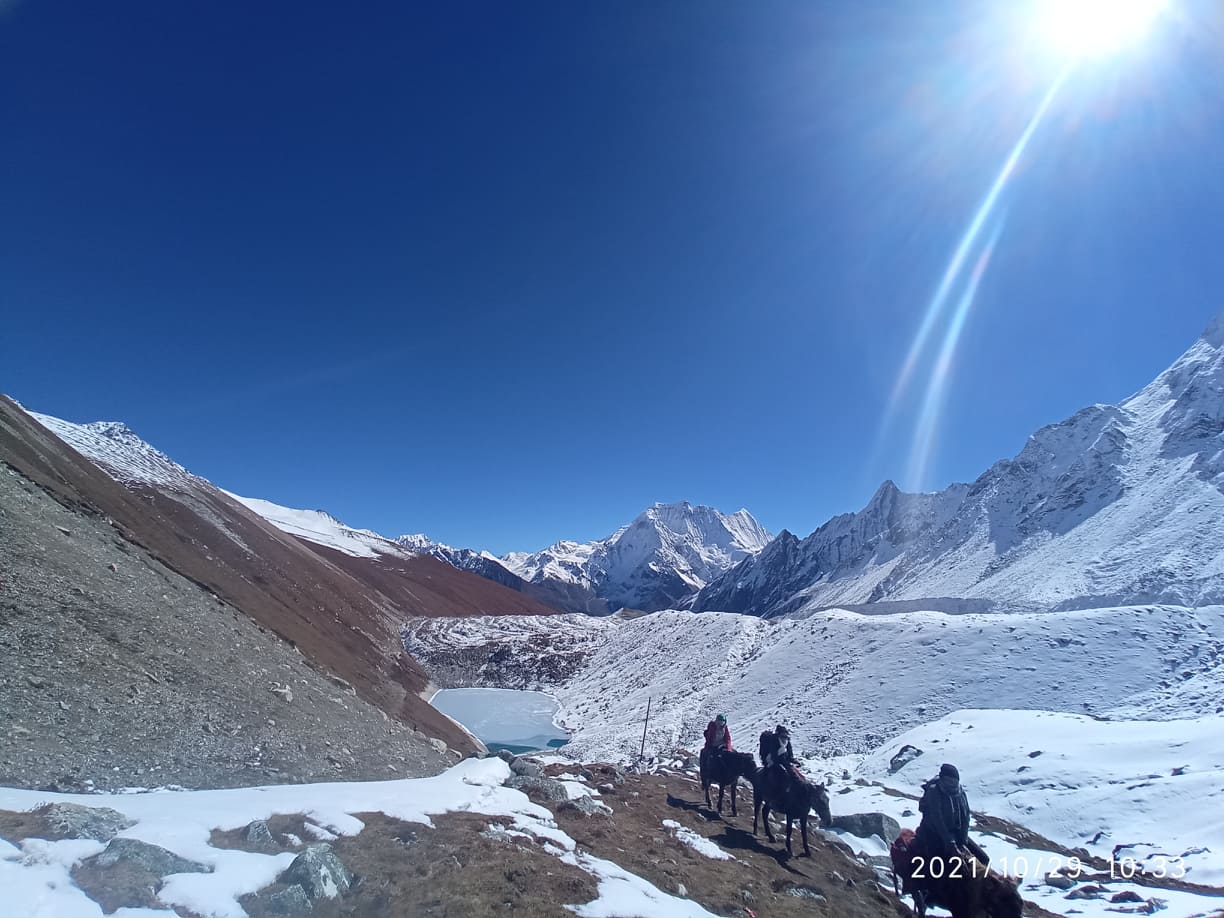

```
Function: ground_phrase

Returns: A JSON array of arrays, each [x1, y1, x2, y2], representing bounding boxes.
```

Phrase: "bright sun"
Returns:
[[1036, 0, 1169, 59]]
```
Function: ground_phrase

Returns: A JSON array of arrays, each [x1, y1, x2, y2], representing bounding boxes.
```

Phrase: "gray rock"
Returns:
[[268, 884, 313, 915], [786, 885, 828, 903], [558, 795, 612, 817], [39, 803, 135, 841], [509, 757, 543, 778], [244, 819, 277, 848], [506, 775, 570, 803], [280, 844, 352, 900], [1045, 873, 1077, 890], [495, 749, 516, 763], [830, 813, 902, 843], [1065, 883, 1107, 900], [427, 737, 448, 754], [889, 745, 924, 774], [88, 837, 211, 876]]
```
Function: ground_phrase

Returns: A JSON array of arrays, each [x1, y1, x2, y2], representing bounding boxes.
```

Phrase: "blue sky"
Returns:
[[4, 1, 1222, 554]]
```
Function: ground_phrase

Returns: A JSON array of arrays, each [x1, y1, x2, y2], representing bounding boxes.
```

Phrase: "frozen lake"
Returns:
[[429, 687, 569, 754]]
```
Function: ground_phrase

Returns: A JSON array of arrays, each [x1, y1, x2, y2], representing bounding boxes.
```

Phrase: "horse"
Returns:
[[751, 767, 832, 856], [700, 750, 758, 816], [904, 850, 1024, 918]]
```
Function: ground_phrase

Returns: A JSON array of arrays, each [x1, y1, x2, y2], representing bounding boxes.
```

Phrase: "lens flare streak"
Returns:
[[905, 218, 1005, 490], [888, 69, 1069, 414]]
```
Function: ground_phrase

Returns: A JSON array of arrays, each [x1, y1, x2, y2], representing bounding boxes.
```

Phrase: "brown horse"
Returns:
[[909, 853, 1024, 918], [700, 750, 758, 817], [751, 769, 832, 856]]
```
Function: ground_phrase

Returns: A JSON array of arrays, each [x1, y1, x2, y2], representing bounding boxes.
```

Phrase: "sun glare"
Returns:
[[1036, 0, 1169, 59]]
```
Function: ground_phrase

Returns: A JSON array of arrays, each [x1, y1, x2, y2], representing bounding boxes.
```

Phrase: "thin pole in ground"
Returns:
[[639, 696, 651, 762]]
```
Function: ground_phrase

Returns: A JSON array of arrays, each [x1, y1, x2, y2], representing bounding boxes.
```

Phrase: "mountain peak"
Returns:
[[1200, 308, 1224, 349], [500, 501, 773, 612]]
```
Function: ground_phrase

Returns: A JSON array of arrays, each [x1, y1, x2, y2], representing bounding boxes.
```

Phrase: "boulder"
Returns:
[[495, 749, 516, 763], [427, 737, 448, 755], [280, 844, 352, 900], [888, 745, 924, 774], [1045, 873, 1076, 890], [558, 796, 612, 818], [267, 884, 312, 915], [1065, 884, 1107, 900], [830, 813, 902, 843], [88, 838, 211, 876], [37, 803, 135, 842], [509, 757, 543, 778], [505, 775, 570, 803], [243, 820, 277, 849]]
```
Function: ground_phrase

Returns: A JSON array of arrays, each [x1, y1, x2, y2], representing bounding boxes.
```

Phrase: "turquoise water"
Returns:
[[429, 687, 569, 753]]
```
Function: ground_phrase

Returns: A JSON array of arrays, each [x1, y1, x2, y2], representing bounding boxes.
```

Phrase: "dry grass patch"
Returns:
[[242, 811, 597, 918], [208, 813, 316, 853]]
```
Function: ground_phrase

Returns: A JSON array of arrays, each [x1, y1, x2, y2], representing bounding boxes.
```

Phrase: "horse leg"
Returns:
[[752, 797, 760, 835], [785, 814, 794, 855], [716, 783, 725, 814], [730, 782, 738, 817], [764, 804, 777, 842], [702, 777, 711, 808], [800, 813, 810, 857]]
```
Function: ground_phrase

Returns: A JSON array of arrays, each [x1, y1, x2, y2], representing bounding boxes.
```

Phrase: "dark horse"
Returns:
[[915, 856, 1018, 918], [909, 854, 1023, 918], [751, 769, 832, 856], [700, 750, 758, 816]]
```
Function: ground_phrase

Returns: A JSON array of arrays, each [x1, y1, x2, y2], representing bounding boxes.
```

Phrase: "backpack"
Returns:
[[759, 730, 773, 764], [890, 828, 918, 894]]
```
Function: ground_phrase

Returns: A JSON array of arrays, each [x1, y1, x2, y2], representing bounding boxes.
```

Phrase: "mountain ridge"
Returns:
[[694, 310, 1224, 617]]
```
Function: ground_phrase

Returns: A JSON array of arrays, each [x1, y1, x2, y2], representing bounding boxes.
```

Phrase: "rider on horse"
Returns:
[[916, 763, 971, 859], [760, 725, 804, 791], [700, 713, 732, 773]]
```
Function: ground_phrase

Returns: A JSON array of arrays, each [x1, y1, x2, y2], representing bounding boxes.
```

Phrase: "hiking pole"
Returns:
[[639, 697, 651, 761]]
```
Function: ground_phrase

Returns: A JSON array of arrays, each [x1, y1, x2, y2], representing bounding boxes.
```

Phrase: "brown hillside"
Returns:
[[1, 396, 557, 754]]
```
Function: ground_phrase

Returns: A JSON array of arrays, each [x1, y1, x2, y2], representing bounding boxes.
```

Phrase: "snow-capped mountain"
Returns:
[[500, 501, 773, 613], [695, 312, 1224, 617]]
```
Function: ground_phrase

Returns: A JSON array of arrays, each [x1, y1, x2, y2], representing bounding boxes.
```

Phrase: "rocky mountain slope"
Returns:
[[501, 501, 773, 613], [0, 455, 453, 792], [1, 395, 571, 782], [694, 313, 1224, 617]]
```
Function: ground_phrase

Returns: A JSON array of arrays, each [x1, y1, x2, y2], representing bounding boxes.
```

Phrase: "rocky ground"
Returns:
[[0, 464, 455, 792], [0, 755, 929, 917]]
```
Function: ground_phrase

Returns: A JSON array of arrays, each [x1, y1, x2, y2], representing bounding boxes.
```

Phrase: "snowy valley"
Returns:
[[3, 315, 1224, 917]]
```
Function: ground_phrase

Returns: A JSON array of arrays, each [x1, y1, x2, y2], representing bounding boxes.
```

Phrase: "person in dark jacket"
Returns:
[[916, 763, 971, 857], [700, 714, 732, 774], [760, 725, 803, 791]]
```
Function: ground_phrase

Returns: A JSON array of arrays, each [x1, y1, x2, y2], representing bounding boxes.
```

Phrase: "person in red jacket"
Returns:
[[700, 713, 732, 774]]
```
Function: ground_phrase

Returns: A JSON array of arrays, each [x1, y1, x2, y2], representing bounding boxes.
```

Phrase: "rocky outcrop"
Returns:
[[86, 837, 211, 876], [280, 844, 353, 900]]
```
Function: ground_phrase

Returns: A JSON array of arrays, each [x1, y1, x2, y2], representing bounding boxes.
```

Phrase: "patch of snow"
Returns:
[[662, 820, 734, 861], [562, 848, 721, 917]]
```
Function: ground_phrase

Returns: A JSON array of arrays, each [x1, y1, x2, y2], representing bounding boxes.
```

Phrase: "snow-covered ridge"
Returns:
[[30, 412, 201, 492], [501, 501, 773, 612], [224, 492, 402, 559], [695, 312, 1224, 617], [24, 409, 770, 609]]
